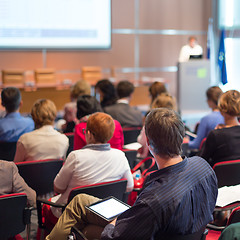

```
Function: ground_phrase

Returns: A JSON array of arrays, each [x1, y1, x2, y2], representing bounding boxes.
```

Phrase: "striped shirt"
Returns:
[[101, 156, 218, 240]]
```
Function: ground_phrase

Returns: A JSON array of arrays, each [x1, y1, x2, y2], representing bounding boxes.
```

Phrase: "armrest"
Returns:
[[206, 223, 225, 231], [36, 197, 66, 229]]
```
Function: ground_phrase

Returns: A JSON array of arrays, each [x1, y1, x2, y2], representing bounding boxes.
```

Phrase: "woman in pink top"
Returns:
[[73, 95, 124, 150]]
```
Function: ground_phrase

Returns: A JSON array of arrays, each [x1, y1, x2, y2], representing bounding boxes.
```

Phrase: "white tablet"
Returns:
[[85, 196, 130, 222]]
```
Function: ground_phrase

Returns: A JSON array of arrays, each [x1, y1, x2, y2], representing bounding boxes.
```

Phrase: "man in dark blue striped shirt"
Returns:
[[46, 108, 218, 240]]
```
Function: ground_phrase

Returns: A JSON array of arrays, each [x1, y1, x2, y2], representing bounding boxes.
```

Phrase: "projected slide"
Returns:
[[0, 0, 111, 49]]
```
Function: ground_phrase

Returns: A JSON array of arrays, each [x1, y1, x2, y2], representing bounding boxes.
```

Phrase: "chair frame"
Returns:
[[0, 193, 31, 240]]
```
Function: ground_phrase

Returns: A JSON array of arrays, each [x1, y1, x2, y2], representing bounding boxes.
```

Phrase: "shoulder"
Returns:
[[0, 160, 16, 171], [186, 156, 214, 174]]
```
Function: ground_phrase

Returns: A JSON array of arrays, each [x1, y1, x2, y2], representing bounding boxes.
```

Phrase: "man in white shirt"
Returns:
[[179, 36, 203, 62]]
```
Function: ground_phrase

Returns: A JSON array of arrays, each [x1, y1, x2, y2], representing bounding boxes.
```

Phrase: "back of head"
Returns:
[[145, 108, 185, 158], [70, 80, 91, 101], [77, 95, 103, 120], [31, 99, 57, 128], [1, 87, 21, 113], [149, 82, 167, 103], [151, 93, 176, 110], [218, 90, 240, 117], [87, 112, 115, 143], [206, 86, 223, 106], [95, 79, 117, 106], [117, 80, 134, 99]]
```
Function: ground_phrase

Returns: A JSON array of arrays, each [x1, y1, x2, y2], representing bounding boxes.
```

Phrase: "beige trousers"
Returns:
[[46, 194, 108, 240]]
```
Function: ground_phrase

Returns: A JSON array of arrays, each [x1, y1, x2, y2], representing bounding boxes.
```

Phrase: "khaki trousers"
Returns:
[[46, 194, 108, 240]]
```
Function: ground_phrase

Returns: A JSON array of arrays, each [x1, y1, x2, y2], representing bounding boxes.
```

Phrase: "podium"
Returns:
[[177, 60, 211, 116]]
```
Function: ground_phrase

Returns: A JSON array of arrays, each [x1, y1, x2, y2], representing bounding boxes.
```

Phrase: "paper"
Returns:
[[216, 185, 240, 207], [123, 142, 142, 150]]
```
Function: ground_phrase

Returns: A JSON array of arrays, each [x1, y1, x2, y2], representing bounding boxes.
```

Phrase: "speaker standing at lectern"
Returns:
[[178, 36, 203, 62]]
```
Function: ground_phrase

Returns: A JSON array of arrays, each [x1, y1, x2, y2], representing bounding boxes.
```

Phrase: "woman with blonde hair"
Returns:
[[14, 99, 69, 162], [200, 90, 240, 166]]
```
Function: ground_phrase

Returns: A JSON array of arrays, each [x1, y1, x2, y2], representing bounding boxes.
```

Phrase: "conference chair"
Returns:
[[122, 127, 141, 145], [36, 179, 127, 239], [122, 149, 138, 169], [213, 159, 240, 188], [16, 159, 63, 196], [0, 193, 32, 240], [207, 206, 240, 240], [0, 141, 17, 161], [64, 132, 74, 157]]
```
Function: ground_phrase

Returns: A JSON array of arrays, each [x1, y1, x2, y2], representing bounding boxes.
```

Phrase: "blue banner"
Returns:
[[218, 30, 228, 85]]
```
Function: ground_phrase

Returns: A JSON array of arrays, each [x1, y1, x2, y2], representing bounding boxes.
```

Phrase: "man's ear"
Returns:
[[19, 100, 23, 108]]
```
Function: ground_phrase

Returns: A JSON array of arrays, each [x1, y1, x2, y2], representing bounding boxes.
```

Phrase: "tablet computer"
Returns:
[[85, 196, 131, 222]]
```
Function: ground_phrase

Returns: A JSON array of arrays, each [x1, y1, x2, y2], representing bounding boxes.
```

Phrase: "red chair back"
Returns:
[[68, 178, 128, 203], [213, 159, 240, 188], [0, 193, 31, 239], [123, 127, 141, 145], [16, 159, 63, 196]]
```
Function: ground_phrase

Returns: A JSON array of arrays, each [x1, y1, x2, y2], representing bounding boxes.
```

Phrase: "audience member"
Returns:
[[73, 95, 124, 150], [95, 79, 117, 108], [149, 81, 168, 107], [137, 93, 176, 158], [46, 112, 133, 225], [0, 87, 34, 142], [60, 80, 91, 133], [200, 90, 240, 166], [188, 86, 224, 149], [104, 80, 143, 127], [46, 108, 218, 240], [179, 36, 203, 62], [14, 99, 69, 162], [0, 160, 36, 207]]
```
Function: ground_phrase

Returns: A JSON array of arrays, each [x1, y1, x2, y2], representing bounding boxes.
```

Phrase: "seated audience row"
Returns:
[[46, 108, 218, 240]]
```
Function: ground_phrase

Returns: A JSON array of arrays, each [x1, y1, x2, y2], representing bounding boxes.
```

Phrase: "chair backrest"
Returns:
[[0, 141, 17, 161], [227, 206, 240, 225], [68, 179, 127, 203], [16, 159, 63, 196], [123, 127, 141, 145], [122, 149, 137, 169], [65, 132, 74, 157], [213, 159, 240, 188], [0, 193, 30, 239]]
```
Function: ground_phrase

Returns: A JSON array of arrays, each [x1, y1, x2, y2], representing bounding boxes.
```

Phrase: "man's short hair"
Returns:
[[1, 87, 21, 112], [31, 99, 57, 128], [145, 108, 185, 158], [87, 112, 115, 143], [117, 81, 134, 99]]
